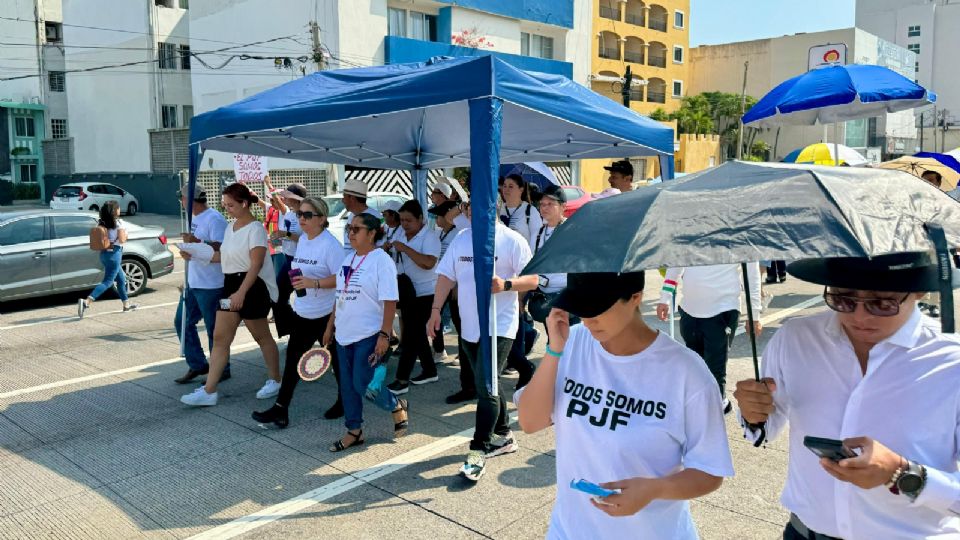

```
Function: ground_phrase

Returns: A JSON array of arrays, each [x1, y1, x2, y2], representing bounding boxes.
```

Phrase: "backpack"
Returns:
[[89, 225, 110, 251]]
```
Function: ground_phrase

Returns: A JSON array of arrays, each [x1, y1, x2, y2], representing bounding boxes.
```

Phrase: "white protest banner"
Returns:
[[233, 154, 269, 184]]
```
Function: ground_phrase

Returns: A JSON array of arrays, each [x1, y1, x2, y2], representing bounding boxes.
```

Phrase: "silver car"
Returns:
[[0, 210, 174, 302]]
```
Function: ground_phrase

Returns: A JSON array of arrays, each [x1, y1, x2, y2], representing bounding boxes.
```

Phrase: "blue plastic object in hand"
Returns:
[[365, 363, 387, 400], [570, 479, 618, 498]]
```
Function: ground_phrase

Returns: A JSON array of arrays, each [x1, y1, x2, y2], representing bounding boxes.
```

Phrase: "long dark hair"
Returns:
[[222, 182, 259, 207], [98, 200, 120, 229]]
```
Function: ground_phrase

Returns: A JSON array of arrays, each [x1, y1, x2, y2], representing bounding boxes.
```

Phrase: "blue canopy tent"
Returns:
[[187, 55, 674, 395]]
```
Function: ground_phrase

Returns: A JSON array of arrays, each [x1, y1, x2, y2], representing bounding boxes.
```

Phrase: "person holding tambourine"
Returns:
[[252, 197, 344, 428], [323, 212, 409, 453]]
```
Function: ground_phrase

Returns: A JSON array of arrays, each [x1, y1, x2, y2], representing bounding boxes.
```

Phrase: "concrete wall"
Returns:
[[0, 2, 44, 104], [44, 173, 181, 215], [677, 133, 720, 173]]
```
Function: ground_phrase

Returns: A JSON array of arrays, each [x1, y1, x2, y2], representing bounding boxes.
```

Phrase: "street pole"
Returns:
[[920, 112, 925, 153], [736, 61, 749, 160], [942, 109, 949, 153], [621, 65, 633, 108], [310, 21, 324, 72]]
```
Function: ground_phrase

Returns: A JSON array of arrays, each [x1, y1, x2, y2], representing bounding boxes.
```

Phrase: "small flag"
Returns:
[[662, 279, 678, 295]]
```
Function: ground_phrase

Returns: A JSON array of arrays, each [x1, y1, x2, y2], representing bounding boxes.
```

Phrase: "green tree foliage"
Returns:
[[668, 91, 763, 160]]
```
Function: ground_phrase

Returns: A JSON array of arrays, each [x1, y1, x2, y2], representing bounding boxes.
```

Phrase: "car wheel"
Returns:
[[122, 258, 148, 297], [127, 202, 138, 216], [89, 204, 99, 212]]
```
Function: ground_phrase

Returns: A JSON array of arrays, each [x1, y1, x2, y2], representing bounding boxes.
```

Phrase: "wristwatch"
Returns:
[[895, 460, 927, 501], [504, 280, 513, 291]]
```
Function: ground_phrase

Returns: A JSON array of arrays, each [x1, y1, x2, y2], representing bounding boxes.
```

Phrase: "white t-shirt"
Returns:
[[291, 229, 343, 319], [435, 223, 532, 342], [515, 325, 734, 540], [396, 226, 441, 297], [532, 223, 567, 294], [279, 210, 301, 257], [106, 220, 126, 243], [187, 208, 227, 290], [334, 248, 398, 346], [499, 201, 543, 245], [221, 220, 278, 302], [342, 206, 384, 255]]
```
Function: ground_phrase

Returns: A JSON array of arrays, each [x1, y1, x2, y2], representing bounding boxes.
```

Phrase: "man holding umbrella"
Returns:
[[734, 252, 960, 539]]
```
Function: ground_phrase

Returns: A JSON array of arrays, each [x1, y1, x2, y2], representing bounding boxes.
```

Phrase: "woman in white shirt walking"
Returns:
[[498, 174, 543, 245], [78, 201, 138, 318], [385, 200, 441, 395], [516, 272, 733, 539], [323, 212, 409, 452], [181, 183, 282, 407], [253, 197, 345, 427]]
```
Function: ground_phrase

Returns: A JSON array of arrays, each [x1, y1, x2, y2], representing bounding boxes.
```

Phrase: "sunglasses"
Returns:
[[296, 211, 323, 219], [348, 225, 370, 235], [822, 288, 911, 317]]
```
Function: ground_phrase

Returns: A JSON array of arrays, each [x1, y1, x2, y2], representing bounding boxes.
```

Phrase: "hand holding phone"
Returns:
[[803, 435, 857, 462], [289, 268, 306, 297]]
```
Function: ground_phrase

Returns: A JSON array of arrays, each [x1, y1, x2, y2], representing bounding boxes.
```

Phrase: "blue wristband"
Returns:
[[545, 344, 564, 357]]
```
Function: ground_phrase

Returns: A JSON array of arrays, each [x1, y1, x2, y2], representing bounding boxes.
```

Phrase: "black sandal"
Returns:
[[329, 429, 364, 452], [392, 399, 409, 438]]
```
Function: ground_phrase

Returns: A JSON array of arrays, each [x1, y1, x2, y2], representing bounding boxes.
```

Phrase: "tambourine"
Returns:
[[298, 347, 331, 381]]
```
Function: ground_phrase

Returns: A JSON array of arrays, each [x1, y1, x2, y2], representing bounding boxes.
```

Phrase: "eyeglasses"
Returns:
[[297, 211, 322, 219], [348, 225, 370, 235], [823, 288, 911, 317]]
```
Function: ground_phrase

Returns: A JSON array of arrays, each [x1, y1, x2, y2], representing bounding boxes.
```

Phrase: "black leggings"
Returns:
[[275, 312, 338, 408], [396, 294, 436, 380]]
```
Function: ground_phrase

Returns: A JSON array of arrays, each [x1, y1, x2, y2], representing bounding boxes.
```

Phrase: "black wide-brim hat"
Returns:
[[552, 272, 646, 318], [787, 251, 941, 293]]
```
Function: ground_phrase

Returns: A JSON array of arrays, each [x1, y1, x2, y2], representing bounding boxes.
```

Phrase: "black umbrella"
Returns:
[[525, 161, 960, 379]]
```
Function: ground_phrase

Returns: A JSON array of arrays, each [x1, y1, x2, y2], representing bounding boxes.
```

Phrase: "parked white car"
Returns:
[[322, 192, 408, 241], [49, 182, 140, 216]]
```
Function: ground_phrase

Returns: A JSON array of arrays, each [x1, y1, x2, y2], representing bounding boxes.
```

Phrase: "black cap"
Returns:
[[603, 160, 634, 176], [787, 252, 941, 293], [552, 272, 646, 318], [428, 200, 458, 217], [540, 184, 567, 203]]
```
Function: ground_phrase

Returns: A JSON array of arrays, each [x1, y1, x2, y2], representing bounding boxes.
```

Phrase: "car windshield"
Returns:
[[323, 196, 345, 216], [562, 187, 580, 199], [55, 186, 82, 198]]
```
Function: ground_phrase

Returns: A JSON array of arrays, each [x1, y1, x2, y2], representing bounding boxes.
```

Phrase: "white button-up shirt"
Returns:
[[741, 308, 960, 539]]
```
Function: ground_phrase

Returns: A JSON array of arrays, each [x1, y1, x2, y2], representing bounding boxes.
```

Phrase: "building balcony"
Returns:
[[625, 13, 645, 26], [647, 91, 666, 103], [599, 47, 620, 60], [649, 18, 668, 32], [624, 51, 645, 64], [648, 55, 666, 68], [599, 5, 620, 21], [384, 35, 573, 78]]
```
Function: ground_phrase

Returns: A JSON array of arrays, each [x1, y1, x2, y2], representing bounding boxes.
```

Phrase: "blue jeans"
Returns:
[[89, 247, 127, 301], [175, 287, 230, 374], [337, 334, 398, 430]]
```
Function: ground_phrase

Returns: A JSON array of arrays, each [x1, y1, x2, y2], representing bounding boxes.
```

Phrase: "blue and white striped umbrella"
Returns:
[[743, 64, 936, 128]]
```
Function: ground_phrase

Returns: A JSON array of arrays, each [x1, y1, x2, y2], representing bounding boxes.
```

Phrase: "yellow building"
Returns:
[[581, 0, 692, 192]]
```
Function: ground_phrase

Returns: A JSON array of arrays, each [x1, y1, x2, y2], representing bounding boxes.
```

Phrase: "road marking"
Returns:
[[734, 295, 823, 336], [187, 416, 516, 540], [0, 301, 180, 331], [0, 342, 260, 400]]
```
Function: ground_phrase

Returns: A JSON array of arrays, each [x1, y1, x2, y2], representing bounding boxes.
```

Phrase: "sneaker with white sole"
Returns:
[[256, 379, 281, 400], [433, 350, 449, 364], [460, 449, 486, 482], [122, 303, 139, 312], [485, 432, 519, 458], [181, 386, 218, 406], [722, 398, 733, 415], [410, 372, 439, 385]]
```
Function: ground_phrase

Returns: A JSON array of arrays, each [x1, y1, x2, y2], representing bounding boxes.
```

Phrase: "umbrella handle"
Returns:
[[925, 223, 955, 333], [741, 262, 761, 380]]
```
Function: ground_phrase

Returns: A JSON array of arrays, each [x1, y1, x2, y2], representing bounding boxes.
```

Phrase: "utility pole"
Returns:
[[920, 112, 925, 153], [621, 65, 633, 108], [736, 60, 749, 160], [942, 109, 949, 154], [310, 21, 324, 72]]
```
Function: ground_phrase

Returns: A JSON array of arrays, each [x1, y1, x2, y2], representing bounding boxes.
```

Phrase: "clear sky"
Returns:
[[690, 0, 856, 47]]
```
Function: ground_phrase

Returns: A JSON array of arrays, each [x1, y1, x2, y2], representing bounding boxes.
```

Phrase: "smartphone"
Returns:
[[219, 298, 232, 311], [803, 436, 857, 462], [289, 268, 306, 297], [570, 479, 619, 498]]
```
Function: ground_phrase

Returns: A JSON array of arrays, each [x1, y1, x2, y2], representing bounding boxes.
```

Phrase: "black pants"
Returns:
[[462, 337, 513, 450], [432, 297, 473, 392], [274, 254, 296, 338], [507, 316, 536, 381], [678, 308, 739, 395], [275, 312, 338, 408], [396, 294, 437, 381], [767, 260, 786, 281], [782, 521, 842, 540]]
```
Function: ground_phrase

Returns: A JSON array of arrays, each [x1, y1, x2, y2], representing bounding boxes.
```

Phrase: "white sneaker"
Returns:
[[256, 379, 282, 400], [181, 386, 218, 406], [433, 350, 449, 364]]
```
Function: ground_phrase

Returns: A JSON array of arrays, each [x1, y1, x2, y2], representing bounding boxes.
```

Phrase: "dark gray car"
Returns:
[[0, 210, 175, 302]]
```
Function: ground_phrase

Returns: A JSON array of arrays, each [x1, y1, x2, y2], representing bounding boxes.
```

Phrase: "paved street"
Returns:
[[0, 225, 827, 539]]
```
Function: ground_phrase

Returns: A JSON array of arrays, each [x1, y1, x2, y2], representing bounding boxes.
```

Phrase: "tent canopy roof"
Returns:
[[190, 55, 674, 170]]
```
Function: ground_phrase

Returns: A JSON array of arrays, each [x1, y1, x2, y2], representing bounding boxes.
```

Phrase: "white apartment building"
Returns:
[[857, 0, 960, 152], [690, 28, 919, 162]]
